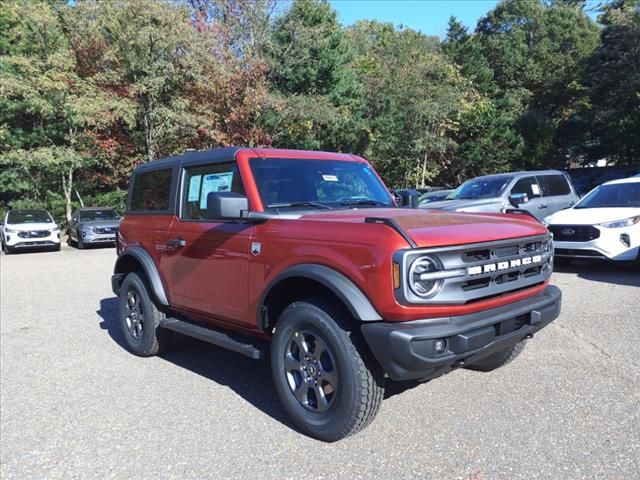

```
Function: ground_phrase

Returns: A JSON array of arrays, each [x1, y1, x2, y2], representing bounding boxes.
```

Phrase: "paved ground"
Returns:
[[1, 245, 639, 480]]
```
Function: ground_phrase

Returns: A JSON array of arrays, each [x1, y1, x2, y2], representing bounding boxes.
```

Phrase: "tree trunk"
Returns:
[[142, 94, 156, 161], [61, 166, 73, 223], [75, 189, 84, 208]]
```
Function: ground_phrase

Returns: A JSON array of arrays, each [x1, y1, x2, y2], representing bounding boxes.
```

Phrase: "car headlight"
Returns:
[[4, 227, 17, 233], [408, 255, 443, 298], [598, 216, 640, 229]]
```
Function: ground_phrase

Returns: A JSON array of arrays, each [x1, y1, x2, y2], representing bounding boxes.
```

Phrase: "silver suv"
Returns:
[[421, 171, 579, 220]]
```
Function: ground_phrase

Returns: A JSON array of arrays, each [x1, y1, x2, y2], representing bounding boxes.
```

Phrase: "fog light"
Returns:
[[620, 233, 630, 248], [434, 339, 446, 354]]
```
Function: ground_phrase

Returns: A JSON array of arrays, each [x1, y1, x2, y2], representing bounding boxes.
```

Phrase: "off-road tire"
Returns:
[[118, 271, 170, 357], [270, 297, 385, 442], [466, 340, 527, 372]]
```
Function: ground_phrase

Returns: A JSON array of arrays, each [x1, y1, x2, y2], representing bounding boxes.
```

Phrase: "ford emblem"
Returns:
[[561, 228, 575, 236]]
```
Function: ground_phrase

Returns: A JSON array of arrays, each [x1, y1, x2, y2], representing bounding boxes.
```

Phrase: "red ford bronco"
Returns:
[[112, 147, 561, 441]]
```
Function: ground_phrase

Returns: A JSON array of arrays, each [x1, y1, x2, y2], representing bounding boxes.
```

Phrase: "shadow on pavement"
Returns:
[[554, 260, 640, 287], [97, 297, 295, 431]]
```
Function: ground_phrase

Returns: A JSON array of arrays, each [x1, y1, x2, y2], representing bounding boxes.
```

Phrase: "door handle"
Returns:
[[167, 238, 186, 248], [538, 204, 547, 209]]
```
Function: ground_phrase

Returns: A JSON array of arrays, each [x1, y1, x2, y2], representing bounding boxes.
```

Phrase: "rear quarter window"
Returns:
[[537, 175, 571, 197], [129, 168, 174, 212]]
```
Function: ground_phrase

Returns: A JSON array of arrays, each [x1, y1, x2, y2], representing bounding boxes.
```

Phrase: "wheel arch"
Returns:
[[258, 264, 382, 333], [113, 246, 169, 306]]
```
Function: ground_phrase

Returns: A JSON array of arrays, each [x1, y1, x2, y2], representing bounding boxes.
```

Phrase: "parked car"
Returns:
[[68, 207, 121, 249], [1, 209, 61, 254], [111, 147, 561, 441], [544, 177, 640, 264], [420, 171, 579, 221], [418, 189, 453, 206]]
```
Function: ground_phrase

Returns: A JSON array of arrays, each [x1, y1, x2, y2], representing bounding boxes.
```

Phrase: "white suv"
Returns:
[[544, 177, 640, 264], [1, 209, 61, 254]]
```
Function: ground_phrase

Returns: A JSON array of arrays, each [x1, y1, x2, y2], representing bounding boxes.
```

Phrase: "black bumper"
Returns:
[[361, 285, 562, 381]]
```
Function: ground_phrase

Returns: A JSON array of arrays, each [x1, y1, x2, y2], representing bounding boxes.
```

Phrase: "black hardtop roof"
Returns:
[[134, 147, 242, 172]]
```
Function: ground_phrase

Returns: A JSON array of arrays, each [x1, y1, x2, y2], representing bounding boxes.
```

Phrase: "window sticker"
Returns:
[[200, 172, 234, 208], [322, 174, 339, 182], [531, 183, 541, 195], [188, 175, 202, 202]]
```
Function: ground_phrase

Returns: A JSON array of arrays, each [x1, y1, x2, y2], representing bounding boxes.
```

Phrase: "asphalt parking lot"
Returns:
[[1, 246, 639, 480]]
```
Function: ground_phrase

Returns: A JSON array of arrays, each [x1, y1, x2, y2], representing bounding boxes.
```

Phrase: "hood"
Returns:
[[419, 197, 503, 212], [301, 208, 547, 248], [80, 219, 121, 228], [548, 207, 640, 226], [5, 222, 57, 231]]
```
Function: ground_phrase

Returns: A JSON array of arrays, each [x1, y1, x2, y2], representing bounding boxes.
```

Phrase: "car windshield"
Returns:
[[446, 175, 512, 200], [574, 182, 640, 208], [6, 210, 53, 224], [249, 158, 394, 209], [79, 209, 119, 221]]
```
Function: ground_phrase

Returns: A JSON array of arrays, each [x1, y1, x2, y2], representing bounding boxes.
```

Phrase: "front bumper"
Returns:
[[81, 231, 117, 244], [4, 232, 60, 248], [362, 285, 561, 381], [554, 237, 639, 261]]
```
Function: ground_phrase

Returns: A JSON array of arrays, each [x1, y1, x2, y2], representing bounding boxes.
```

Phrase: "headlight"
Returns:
[[408, 255, 443, 298], [598, 216, 640, 229], [4, 227, 17, 233]]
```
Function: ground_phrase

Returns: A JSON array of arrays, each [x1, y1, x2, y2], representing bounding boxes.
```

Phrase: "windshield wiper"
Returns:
[[268, 201, 333, 210], [339, 199, 389, 207]]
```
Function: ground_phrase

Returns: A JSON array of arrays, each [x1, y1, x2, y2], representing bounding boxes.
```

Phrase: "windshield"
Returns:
[[249, 158, 394, 209], [7, 210, 53, 224], [575, 182, 640, 208], [79, 209, 119, 221], [446, 175, 512, 200]]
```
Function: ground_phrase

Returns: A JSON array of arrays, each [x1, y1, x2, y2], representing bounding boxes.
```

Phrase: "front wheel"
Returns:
[[118, 272, 170, 356], [270, 298, 385, 442], [466, 340, 527, 372]]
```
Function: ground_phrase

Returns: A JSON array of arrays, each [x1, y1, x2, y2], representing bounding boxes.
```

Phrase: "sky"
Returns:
[[329, 0, 601, 38]]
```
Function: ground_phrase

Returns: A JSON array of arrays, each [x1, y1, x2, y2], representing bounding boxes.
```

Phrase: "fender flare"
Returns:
[[114, 246, 169, 306], [258, 264, 383, 328]]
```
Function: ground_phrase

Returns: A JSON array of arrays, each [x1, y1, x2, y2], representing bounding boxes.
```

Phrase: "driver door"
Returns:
[[509, 176, 547, 220]]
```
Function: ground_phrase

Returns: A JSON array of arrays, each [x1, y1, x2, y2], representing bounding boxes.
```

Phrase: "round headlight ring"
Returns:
[[408, 255, 443, 299]]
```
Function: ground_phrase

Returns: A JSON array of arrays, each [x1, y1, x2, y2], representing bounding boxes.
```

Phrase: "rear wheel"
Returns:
[[118, 272, 170, 356], [467, 340, 527, 372], [270, 297, 385, 442]]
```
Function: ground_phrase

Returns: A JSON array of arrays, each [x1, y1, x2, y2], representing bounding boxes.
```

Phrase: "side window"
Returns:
[[129, 169, 173, 211], [510, 177, 541, 199], [537, 175, 571, 197], [181, 162, 245, 220]]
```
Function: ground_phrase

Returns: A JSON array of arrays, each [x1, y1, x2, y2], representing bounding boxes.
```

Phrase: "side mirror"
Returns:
[[207, 192, 249, 219], [509, 193, 529, 207], [394, 189, 420, 208]]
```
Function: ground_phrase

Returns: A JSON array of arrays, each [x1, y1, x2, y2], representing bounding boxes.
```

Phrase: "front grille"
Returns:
[[17, 230, 49, 239], [94, 227, 117, 234], [398, 234, 553, 305], [549, 225, 600, 242]]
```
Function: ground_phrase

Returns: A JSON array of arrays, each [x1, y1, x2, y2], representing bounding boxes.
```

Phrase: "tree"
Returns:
[[578, 0, 640, 163]]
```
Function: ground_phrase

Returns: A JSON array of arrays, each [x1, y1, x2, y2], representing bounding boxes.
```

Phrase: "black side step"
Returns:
[[160, 318, 263, 360]]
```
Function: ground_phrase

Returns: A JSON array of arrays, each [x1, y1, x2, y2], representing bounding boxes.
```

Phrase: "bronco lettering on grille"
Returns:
[[467, 255, 543, 276]]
